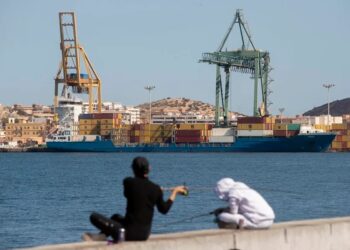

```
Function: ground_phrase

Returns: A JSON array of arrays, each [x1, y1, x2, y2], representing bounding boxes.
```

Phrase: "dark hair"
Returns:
[[132, 156, 150, 177]]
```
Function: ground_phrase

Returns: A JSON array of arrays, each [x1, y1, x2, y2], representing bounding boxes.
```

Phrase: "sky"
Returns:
[[0, 0, 349, 116]]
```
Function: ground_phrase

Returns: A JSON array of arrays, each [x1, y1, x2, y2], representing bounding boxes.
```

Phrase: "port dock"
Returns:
[[24, 216, 350, 250]]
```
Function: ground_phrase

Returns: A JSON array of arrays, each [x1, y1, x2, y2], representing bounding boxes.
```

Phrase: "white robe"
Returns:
[[215, 178, 275, 229]]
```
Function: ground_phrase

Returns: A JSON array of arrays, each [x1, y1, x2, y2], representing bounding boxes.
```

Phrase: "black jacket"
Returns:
[[123, 176, 173, 240]]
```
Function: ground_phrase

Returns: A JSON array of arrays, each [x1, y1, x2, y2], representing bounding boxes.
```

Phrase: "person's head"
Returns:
[[215, 178, 235, 201], [131, 156, 150, 178]]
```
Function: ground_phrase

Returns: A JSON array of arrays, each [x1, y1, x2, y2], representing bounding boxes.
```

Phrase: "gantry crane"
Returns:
[[200, 10, 273, 127], [54, 12, 102, 113]]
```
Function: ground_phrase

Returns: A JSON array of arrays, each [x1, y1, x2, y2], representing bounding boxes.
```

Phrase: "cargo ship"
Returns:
[[46, 114, 336, 152]]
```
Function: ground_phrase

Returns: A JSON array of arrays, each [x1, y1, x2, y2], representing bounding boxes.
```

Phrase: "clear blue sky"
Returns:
[[0, 0, 349, 115]]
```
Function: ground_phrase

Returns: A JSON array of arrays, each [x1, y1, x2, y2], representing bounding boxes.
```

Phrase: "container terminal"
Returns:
[[41, 10, 339, 153], [4, 10, 350, 152]]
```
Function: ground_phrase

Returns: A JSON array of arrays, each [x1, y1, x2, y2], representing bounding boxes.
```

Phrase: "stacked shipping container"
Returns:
[[272, 124, 300, 137], [330, 123, 350, 151], [78, 113, 123, 138], [236, 116, 274, 137], [174, 123, 212, 143], [130, 124, 173, 143]]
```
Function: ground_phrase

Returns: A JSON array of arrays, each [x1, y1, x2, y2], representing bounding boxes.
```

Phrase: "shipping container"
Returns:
[[331, 123, 347, 130], [237, 117, 266, 124], [176, 123, 208, 130], [335, 135, 343, 141], [79, 119, 92, 125], [175, 130, 201, 137], [273, 130, 299, 137], [78, 124, 99, 130], [99, 124, 113, 130], [175, 137, 206, 143], [100, 130, 113, 136], [130, 136, 140, 143], [100, 119, 114, 125], [237, 130, 273, 137], [238, 123, 271, 130], [209, 136, 234, 143], [333, 129, 348, 135], [78, 130, 99, 135], [92, 113, 116, 119], [332, 141, 347, 149], [314, 124, 331, 131], [79, 114, 94, 119], [273, 124, 288, 131], [287, 124, 301, 131]]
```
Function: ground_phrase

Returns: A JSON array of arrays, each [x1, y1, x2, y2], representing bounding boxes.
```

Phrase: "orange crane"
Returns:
[[54, 12, 102, 113]]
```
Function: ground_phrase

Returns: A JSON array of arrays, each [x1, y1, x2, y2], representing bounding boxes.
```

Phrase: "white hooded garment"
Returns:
[[215, 178, 275, 228]]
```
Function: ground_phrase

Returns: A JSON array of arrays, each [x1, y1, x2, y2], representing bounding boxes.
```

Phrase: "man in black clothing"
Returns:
[[86, 156, 187, 242]]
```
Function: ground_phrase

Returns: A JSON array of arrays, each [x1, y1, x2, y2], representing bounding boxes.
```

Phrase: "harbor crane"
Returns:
[[54, 12, 102, 113], [200, 9, 272, 127]]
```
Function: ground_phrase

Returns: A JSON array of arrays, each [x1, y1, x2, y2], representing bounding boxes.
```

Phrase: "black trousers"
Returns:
[[90, 212, 124, 241]]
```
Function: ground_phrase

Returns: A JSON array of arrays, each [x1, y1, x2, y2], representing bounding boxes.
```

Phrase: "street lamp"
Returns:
[[144, 85, 155, 141], [322, 83, 335, 125], [278, 108, 285, 123]]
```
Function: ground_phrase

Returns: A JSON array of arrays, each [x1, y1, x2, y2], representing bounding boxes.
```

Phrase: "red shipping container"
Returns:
[[273, 130, 299, 137], [335, 135, 343, 141], [175, 130, 201, 137], [130, 136, 140, 143], [237, 117, 266, 124], [175, 136, 204, 143], [93, 113, 119, 119], [133, 124, 141, 130]]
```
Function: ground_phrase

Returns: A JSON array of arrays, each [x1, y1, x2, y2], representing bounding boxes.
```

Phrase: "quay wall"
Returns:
[[23, 216, 350, 250]]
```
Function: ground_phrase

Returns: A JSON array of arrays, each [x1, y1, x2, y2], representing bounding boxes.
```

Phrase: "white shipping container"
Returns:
[[73, 135, 100, 142], [209, 136, 235, 143], [237, 130, 273, 137], [212, 128, 234, 136]]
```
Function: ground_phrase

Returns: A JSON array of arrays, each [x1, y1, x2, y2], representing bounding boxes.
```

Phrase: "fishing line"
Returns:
[[162, 185, 301, 196], [156, 211, 214, 227]]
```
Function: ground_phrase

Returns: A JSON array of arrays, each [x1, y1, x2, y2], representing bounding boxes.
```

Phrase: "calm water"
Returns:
[[1, 152, 350, 249]]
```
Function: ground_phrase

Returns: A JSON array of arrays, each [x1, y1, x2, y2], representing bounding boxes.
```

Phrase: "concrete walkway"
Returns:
[[22, 216, 350, 250]]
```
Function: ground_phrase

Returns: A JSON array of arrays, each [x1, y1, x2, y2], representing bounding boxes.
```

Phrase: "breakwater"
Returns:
[[23, 217, 350, 250]]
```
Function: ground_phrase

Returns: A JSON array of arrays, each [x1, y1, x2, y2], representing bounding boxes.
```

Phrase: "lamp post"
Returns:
[[278, 108, 285, 123], [323, 83, 335, 125], [144, 85, 155, 141]]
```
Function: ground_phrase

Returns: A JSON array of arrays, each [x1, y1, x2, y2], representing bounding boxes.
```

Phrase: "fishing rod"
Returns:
[[162, 185, 301, 196], [156, 210, 216, 227]]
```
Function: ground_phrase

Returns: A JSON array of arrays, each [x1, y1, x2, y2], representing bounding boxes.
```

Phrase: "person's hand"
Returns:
[[172, 185, 188, 195], [169, 185, 188, 201]]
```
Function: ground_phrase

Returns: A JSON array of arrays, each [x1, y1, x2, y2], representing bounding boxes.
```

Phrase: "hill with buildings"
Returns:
[[303, 98, 350, 116], [136, 97, 240, 121]]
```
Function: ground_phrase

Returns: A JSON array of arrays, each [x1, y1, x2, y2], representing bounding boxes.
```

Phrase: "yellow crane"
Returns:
[[54, 12, 102, 113]]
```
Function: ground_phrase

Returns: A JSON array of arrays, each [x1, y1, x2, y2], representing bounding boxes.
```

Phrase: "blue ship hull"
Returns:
[[46, 133, 336, 152]]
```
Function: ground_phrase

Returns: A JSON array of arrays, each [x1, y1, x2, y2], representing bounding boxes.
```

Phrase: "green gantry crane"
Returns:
[[200, 10, 272, 127]]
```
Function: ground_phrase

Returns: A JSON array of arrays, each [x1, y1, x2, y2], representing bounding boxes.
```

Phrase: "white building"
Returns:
[[307, 115, 343, 126], [82, 101, 141, 124], [124, 106, 140, 124], [152, 114, 214, 124], [0, 128, 5, 142]]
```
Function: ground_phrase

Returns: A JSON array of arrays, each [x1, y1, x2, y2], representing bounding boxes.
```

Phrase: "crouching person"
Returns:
[[85, 156, 187, 242], [214, 178, 275, 229]]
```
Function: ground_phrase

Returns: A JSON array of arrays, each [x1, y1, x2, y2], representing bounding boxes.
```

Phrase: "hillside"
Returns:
[[303, 98, 350, 116], [136, 97, 239, 119]]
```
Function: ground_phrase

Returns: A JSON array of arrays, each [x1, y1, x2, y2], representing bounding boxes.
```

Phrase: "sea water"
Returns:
[[1, 152, 350, 249]]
